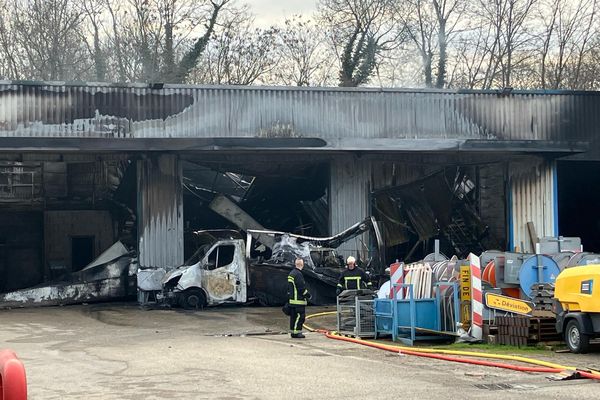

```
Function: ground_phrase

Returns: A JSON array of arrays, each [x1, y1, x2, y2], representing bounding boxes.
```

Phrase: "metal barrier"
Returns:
[[336, 290, 376, 338], [0, 350, 27, 400]]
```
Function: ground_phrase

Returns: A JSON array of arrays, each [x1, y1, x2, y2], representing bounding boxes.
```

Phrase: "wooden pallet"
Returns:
[[531, 283, 556, 314], [493, 315, 561, 346]]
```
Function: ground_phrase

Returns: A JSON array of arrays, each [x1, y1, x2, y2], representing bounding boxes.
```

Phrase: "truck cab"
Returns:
[[554, 264, 600, 353], [158, 217, 385, 309], [161, 231, 248, 309]]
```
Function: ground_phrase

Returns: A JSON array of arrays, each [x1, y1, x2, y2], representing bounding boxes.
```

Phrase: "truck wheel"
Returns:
[[179, 289, 207, 310], [565, 319, 590, 353]]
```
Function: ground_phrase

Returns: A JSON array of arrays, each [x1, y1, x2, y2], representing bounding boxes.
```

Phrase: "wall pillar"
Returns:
[[329, 157, 371, 259], [137, 154, 184, 270]]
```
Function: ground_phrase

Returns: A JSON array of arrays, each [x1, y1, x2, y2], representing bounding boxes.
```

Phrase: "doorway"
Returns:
[[71, 236, 95, 271], [557, 161, 600, 252]]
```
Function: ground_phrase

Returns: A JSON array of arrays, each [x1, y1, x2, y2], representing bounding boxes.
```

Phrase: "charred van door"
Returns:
[[201, 240, 247, 304]]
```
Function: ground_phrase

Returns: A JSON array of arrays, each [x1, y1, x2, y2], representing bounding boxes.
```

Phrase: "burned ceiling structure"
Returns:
[[180, 157, 330, 255], [373, 166, 503, 263]]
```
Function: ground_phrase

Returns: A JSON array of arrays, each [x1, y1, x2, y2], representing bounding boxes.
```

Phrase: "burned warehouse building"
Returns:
[[0, 82, 598, 307]]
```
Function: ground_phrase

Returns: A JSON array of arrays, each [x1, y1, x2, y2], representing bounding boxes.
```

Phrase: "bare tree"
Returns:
[[571, 1, 598, 88], [477, 0, 537, 88], [575, 36, 600, 89], [448, 24, 495, 88], [193, 10, 279, 85], [82, 0, 107, 81], [104, 0, 230, 83], [432, 0, 464, 87], [537, 0, 598, 89], [2, 0, 89, 81], [165, 0, 231, 83], [399, 0, 464, 88], [399, 0, 436, 86], [318, 0, 403, 87], [272, 15, 336, 86], [105, 0, 128, 82], [0, 0, 21, 79]]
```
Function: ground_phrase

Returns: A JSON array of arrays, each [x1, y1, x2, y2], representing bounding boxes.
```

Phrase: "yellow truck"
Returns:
[[553, 265, 600, 353]]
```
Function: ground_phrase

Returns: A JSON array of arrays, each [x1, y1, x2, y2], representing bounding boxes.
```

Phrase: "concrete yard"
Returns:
[[1, 304, 599, 400]]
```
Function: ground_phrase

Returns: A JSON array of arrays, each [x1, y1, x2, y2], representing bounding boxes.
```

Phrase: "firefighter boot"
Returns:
[[291, 333, 306, 339]]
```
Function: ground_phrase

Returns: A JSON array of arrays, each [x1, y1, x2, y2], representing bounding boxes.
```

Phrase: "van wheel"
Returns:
[[179, 289, 207, 310], [565, 319, 590, 353]]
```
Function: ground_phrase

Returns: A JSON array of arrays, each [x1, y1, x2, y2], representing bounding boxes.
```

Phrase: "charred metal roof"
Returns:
[[0, 81, 596, 156]]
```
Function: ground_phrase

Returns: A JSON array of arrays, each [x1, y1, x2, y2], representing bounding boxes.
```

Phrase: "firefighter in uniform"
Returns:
[[287, 258, 311, 338], [336, 256, 372, 295]]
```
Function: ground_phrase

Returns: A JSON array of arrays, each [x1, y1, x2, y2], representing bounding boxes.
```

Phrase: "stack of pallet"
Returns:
[[531, 283, 555, 314], [495, 315, 561, 346]]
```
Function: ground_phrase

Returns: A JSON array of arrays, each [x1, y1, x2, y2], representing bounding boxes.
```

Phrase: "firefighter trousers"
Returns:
[[289, 305, 306, 334]]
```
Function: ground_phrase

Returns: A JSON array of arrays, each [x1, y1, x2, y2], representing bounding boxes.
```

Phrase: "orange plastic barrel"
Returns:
[[482, 261, 497, 287]]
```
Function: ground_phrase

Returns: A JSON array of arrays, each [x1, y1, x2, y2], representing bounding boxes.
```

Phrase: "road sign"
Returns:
[[460, 265, 471, 302], [485, 293, 534, 316], [459, 265, 471, 327]]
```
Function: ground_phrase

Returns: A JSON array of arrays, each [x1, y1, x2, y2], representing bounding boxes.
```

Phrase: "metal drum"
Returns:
[[518, 255, 560, 299]]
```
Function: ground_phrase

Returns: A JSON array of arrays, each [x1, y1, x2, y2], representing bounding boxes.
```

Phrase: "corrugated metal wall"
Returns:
[[0, 83, 598, 145], [137, 154, 184, 270], [509, 159, 557, 253], [329, 158, 371, 258]]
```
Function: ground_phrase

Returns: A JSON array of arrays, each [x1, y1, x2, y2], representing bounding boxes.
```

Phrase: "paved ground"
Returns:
[[1, 303, 599, 399]]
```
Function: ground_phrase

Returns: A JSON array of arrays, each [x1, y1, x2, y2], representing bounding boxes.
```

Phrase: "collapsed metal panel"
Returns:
[[330, 159, 441, 255], [509, 159, 557, 253], [0, 82, 597, 148], [137, 154, 184, 270]]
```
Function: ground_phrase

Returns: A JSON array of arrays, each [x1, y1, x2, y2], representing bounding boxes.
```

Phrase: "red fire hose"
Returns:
[[304, 311, 600, 380]]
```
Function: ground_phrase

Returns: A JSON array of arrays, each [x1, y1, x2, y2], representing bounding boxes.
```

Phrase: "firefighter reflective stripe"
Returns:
[[288, 276, 297, 300], [288, 275, 307, 305], [289, 306, 306, 334], [337, 283, 343, 288], [292, 313, 302, 333], [344, 276, 362, 289]]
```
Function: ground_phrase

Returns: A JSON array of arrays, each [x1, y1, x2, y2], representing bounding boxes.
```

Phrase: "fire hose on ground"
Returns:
[[303, 311, 600, 381]]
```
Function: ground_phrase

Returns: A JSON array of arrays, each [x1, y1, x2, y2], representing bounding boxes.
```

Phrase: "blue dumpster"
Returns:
[[374, 282, 459, 345]]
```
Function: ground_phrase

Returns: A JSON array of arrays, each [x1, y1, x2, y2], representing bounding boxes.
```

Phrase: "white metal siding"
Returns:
[[509, 159, 556, 252]]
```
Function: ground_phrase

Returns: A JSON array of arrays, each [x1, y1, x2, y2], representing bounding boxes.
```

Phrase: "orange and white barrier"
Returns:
[[0, 349, 27, 400], [389, 261, 404, 299], [468, 253, 483, 340]]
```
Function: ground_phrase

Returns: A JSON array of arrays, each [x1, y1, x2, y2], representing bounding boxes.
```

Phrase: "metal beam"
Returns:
[[0, 137, 587, 154]]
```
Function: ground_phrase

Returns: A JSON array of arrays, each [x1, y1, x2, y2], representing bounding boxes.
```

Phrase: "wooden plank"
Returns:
[[526, 222, 538, 252]]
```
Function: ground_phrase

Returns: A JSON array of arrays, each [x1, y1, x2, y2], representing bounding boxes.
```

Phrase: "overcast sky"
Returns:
[[248, 0, 318, 26]]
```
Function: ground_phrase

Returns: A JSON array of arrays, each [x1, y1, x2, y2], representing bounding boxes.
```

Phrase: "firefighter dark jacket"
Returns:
[[287, 268, 309, 306], [337, 266, 372, 291]]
